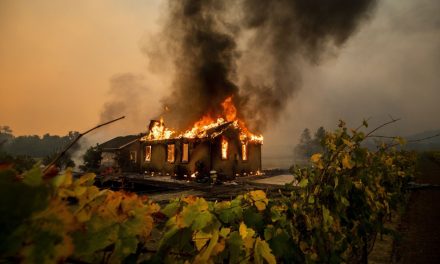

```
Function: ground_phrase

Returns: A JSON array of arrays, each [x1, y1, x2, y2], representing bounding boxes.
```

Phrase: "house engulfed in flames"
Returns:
[[100, 97, 263, 180]]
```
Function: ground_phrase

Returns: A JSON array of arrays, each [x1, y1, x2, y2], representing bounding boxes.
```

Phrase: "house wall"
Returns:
[[118, 140, 143, 172], [139, 127, 262, 179], [237, 143, 262, 174], [141, 139, 211, 177], [100, 140, 143, 173], [211, 130, 262, 180], [142, 142, 171, 175]]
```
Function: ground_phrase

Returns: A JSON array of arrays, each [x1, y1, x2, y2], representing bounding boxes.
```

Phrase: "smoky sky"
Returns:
[[261, 0, 440, 168], [100, 73, 155, 135], [154, 0, 377, 132]]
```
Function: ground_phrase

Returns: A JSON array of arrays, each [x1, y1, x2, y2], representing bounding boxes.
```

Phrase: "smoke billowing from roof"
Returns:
[[157, 0, 377, 132]]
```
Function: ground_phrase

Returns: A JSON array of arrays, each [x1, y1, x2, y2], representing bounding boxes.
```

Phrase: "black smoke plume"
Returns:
[[157, 0, 377, 132]]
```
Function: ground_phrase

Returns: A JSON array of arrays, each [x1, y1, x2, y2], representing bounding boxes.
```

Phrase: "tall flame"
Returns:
[[145, 117, 175, 140], [221, 96, 237, 122]]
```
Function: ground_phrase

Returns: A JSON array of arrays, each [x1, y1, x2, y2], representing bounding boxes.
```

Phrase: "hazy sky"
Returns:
[[1, 0, 439, 162], [0, 0, 164, 136]]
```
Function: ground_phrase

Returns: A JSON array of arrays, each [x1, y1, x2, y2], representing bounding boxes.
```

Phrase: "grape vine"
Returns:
[[0, 120, 417, 263]]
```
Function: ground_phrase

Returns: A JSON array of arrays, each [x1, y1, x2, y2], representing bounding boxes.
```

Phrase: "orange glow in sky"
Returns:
[[0, 0, 161, 136]]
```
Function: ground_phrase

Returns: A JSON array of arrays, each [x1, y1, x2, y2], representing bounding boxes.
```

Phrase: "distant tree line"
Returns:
[[294, 126, 326, 161], [0, 125, 106, 173], [0, 125, 80, 171], [0, 126, 79, 158]]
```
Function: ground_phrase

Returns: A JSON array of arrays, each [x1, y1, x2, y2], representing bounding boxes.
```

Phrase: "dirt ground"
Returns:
[[393, 157, 440, 263]]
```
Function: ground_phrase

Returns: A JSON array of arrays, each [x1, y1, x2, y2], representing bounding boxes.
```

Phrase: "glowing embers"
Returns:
[[221, 137, 228, 160], [242, 143, 247, 161], [145, 145, 152, 162], [182, 143, 189, 162], [167, 144, 175, 163]]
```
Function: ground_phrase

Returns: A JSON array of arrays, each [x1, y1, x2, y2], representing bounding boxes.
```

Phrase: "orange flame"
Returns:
[[146, 117, 175, 140], [221, 96, 237, 122], [141, 96, 263, 143]]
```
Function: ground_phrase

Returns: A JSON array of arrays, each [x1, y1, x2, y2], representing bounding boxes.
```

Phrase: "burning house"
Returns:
[[100, 97, 263, 180], [97, 0, 375, 180], [141, 119, 262, 180]]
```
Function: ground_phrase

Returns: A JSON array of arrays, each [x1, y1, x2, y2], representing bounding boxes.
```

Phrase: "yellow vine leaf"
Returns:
[[310, 153, 322, 163], [342, 154, 354, 169], [75, 173, 95, 186], [193, 230, 219, 263], [254, 238, 276, 264], [342, 138, 354, 147], [249, 190, 268, 211], [311, 153, 324, 169], [193, 231, 212, 251], [239, 222, 248, 239]]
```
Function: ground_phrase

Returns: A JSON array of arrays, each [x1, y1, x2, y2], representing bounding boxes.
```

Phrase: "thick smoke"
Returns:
[[159, 0, 240, 130], [239, 0, 377, 131], [100, 73, 153, 134], [157, 0, 377, 132]]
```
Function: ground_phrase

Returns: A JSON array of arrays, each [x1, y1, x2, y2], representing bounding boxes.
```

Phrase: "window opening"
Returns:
[[130, 151, 137, 163], [167, 144, 175, 163], [145, 146, 152, 162], [182, 143, 189, 162], [221, 138, 228, 160], [242, 144, 248, 161]]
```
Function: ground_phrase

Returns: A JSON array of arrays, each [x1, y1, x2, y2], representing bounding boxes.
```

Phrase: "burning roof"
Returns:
[[140, 96, 263, 143]]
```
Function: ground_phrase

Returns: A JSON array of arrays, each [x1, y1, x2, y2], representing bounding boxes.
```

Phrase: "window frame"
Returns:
[[221, 137, 228, 160], [129, 151, 137, 163], [241, 143, 248, 161], [181, 143, 189, 163], [167, 144, 175, 163], [145, 145, 152, 162]]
